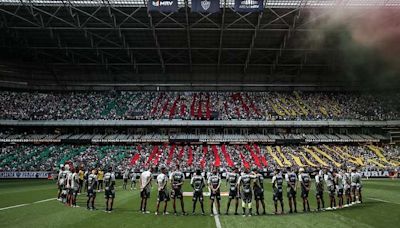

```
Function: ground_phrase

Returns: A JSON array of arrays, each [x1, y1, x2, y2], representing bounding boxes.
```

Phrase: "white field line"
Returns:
[[367, 197, 400, 205], [213, 201, 222, 228], [0, 204, 29, 211], [0, 198, 56, 211]]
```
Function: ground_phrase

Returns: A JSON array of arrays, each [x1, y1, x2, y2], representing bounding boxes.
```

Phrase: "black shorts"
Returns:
[[105, 188, 115, 199], [158, 190, 169, 202], [254, 187, 264, 200], [87, 188, 96, 197], [72, 188, 79, 197], [228, 188, 239, 199], [141, 188, 150, 198], [210, 190, 221, 201], [241, 190, 252, 203], [344, 187, 351, 196], [171, 188, 183, 199], [59, 184, 65, 191], [79, 179, 83, 186], [123, 178, 128, 183], [193, 190, 204, 202], [301, 188, 309, 198], [328, 186, 335, 197], [273, 191, 283, 201], [98, 180, 103, 185], [287, 188, 296, 198], [316, 191, 323, 199], [337, 188, 343, 197]]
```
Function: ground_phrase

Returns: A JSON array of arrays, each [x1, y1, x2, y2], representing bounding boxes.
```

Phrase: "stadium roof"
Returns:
[[1, 0, 400, 86]]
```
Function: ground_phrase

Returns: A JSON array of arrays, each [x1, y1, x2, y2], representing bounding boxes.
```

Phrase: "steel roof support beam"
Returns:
[[217, 0, 226, 70], [260, 8, 300, 29], [243, 0, 265, 73], [50, 63, 328, 67], [184, 0, 192, 72], [10, 46, 330, 51], [190, 12, 220, 29], [145, 1, 165, 73], [271, 0, 306, 74]]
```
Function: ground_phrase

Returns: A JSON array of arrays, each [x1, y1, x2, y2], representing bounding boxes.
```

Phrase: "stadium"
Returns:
[[0, 0, 399, 228]]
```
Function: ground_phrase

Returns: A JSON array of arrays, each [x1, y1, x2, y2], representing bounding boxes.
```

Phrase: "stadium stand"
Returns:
[[1, 91, 399, 121], [1, 143, 399, 172]]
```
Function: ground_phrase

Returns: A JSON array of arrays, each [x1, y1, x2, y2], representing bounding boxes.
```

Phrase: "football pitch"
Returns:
[[0, 179, 399, 228]]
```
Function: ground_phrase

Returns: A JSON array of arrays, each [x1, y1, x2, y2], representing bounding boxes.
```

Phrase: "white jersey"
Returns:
[[71, 173, 80, 190], [351, 172, 361, 187], [104, 172, 116, 190], [324, 173, 334, 187], [343, 173, 351, 189], [140, 170, 152, 190], [157, 173, 168, 191], [65, 171, 73, 189], [131, 173, 137, 182], [123, 170, 129, 179], [336, 174, 344, 190]]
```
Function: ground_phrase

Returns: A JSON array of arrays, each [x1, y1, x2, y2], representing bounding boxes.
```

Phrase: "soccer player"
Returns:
[[351, 167, 362, 204], [156, 166, 169, 215], [315, 169, 325, 211], [343, 168, 352, 206], [225, 167, 240, 215], [84, 169, 90, 193], [123, 168, 129, 190], [87, 168, 98, 210], [271, 168, 284, 214], [71, 167, 80, 207], [130, 171, 137, 190], [170, 164, 187, 215], [191, 168, 206, 215], [78, 167, 84, 193], [252, 167, 266, 215], [298, 168, 311, 212], [57, 164, 65, 201], [65, 165, 73, 206], [104, 167, 116, 213], [97, 168, 104, 192], [208, 168, 221, 216], [325, 169, 336, 210], [238, 167, 255, 217], [335, 170, 344, 208], [285, 167, 298, 213], [140, 167, 153, 213]]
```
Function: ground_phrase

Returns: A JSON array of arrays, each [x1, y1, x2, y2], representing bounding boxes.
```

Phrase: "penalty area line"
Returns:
[[367, 197, 400, 205], [0, 198, 56, 211], [213, 201, 222, 228]]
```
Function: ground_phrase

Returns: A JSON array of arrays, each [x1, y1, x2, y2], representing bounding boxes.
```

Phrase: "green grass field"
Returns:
[[0, 179, 399, 228]]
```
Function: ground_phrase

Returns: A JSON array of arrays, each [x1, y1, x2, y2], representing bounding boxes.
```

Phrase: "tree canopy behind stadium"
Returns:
[[0, 0, 400, 89]]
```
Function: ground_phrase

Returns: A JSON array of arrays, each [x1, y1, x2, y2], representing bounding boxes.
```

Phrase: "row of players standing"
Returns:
[[57, 164, 117, 213], [141, 165, 363, 216], [56, 163, 362, 216]]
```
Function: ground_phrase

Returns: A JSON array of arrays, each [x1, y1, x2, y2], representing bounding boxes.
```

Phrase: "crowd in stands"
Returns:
[[1, 143, 399, 172], [1, 91, 399, 121]]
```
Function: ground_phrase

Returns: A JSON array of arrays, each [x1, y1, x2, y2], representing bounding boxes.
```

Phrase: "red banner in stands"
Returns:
[[198, 93, 203, 119], [206, 94, 211, 120], [200, 145, 208, 168], [167, 144, 176, 165], [240, 152, 250, 169], [212, 145, 221, 167], [146, 145, 159, 165], [245, 144, 261, 168], [178, 146, 185, 160], [188, 146, 193, 166], [221, 144, 234, 167], [130, 153, 140, 165], [190, 93, 196, 117]]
